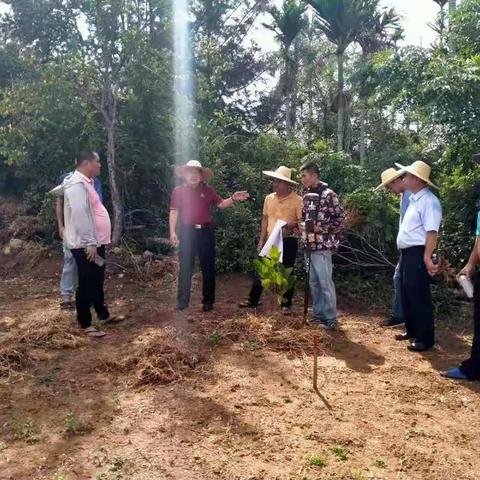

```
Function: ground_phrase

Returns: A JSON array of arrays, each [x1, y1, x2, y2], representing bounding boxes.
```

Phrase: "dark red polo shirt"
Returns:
[[170, 183, 223, 225]]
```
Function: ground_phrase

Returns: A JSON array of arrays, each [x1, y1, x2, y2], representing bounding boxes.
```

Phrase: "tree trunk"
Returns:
[[285, 50, 293, 137], [337, 51, 345, 152], [103, 93, 124, 246], [439, 5, 446, 46], [359, 106, 366, 161]]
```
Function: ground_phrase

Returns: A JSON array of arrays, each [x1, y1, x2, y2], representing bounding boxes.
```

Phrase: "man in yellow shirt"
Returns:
[[239, 166, 303, 313]]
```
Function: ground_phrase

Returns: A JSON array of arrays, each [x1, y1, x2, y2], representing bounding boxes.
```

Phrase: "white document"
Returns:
[[260, 219, 287, 261]]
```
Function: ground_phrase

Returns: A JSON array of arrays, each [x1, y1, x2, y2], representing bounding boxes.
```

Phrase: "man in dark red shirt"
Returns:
[[169, 160, 249, 311]]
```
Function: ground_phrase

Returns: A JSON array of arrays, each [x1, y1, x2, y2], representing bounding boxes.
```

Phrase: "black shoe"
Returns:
[[177, 304, 188, 311], [382, 316, 405, 328], [408, 341, 433, 352], [202, 304, 214, 312], [395, 332, 411, 341], [238, 300, 258, 308]]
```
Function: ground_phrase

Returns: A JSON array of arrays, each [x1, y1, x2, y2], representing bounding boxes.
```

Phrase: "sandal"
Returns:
[[102, 315, 126, 324], [84, 326, 107, 338]]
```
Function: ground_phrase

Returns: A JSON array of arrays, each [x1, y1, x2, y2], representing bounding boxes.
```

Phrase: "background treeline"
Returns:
[[0, 0, 479, 274]]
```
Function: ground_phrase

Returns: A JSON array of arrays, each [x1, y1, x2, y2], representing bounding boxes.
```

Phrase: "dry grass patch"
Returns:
[[208, 313, 331, 356], [101, 327, 204, 386], [0, 310, 86, 380]]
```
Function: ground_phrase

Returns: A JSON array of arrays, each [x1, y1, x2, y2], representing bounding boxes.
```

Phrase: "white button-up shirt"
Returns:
[[397, 188, 442, 250]]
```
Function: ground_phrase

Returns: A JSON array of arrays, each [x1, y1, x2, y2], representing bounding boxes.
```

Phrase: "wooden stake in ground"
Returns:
[[313, 335, 319, 390]]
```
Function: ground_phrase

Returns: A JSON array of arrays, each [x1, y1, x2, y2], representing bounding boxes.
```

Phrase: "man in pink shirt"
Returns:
[[63, 151, 116, 337]]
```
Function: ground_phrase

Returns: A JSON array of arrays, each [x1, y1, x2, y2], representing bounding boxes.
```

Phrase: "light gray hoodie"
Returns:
[[62, 171, 100, 249]]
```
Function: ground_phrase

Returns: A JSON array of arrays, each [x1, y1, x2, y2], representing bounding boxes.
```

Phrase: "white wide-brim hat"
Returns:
[[174, 160, 213, 181], [374, 167, 404, 191], [399, 160, 438, 189], [262, 166, 298, 185]]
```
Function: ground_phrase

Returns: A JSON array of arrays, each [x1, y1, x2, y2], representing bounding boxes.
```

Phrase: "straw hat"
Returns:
[[262, 166, 298, 185], [401, 160, 438, 189], [374, 168, 404, 191], [174, 160, 213, 181]]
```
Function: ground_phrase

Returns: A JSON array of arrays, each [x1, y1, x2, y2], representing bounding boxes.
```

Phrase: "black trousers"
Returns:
[[178, 225, 215, 308], [249, 237, 298, 308], [460, 271, 480, 380], [400, 246, 435, 347], [71, 246, 109, 328]]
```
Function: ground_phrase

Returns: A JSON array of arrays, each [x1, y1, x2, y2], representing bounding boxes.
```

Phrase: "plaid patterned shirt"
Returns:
[[302, 182, 343, 251]]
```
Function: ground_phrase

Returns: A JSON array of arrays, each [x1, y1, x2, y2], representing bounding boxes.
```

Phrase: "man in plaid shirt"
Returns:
[[300, 161, 343, 329]]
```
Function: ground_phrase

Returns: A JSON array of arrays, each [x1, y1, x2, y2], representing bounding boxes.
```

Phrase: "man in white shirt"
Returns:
[[396, 161, 442, 352], [375, 168, 412, 327]]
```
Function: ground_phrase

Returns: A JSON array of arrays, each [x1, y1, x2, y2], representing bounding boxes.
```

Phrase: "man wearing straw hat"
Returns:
[[169, 160, 249, 312], [239, 166, 302, 314], [375, 168, 411, 328], [396, 161, 442, 352]]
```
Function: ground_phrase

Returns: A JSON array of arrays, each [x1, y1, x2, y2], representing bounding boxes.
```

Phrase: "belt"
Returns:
[[400, 245, 425, 251], [184, 223, 211, 230]]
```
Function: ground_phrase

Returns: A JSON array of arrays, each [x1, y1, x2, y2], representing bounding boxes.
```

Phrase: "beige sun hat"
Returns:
[[174, 160, 213, 181], [374, 168, 404, 191], [262, 166, 298, 185], [401, 160, 438, 189]]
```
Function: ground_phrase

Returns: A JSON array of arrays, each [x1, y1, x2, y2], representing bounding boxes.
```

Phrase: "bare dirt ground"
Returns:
[[1, 250, 480, 480]]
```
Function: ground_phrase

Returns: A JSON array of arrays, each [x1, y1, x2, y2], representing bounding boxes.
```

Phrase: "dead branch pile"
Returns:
[[437, 255, 458, 285], [109, 243, 178, 282], [102, 328, 203, 386], [0, 345, 35, 380], [7, 216, 42, 240]]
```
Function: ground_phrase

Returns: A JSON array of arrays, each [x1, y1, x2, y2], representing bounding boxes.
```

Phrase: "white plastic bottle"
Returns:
[[458, 275, 474, 299]]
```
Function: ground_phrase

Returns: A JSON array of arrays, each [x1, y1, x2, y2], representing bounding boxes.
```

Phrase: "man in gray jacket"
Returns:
[[63, 151, 116, 337]]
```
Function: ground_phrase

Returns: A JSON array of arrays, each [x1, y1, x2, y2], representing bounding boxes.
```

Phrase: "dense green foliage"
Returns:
[[0, 0, 479, 273]]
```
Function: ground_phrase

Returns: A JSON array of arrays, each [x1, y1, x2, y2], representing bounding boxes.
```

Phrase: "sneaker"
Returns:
[[316, 320, 337, 330], [382, 316, 405, 328], [440, 367, 468, 380], [60, 299, 75, 310], [102, 315, 125, 324]]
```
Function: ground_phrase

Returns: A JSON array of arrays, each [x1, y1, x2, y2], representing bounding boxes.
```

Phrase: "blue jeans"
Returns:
[[392, 260, 405, 320], [61, 244, 78, 301], [309, 250, 337, 324]]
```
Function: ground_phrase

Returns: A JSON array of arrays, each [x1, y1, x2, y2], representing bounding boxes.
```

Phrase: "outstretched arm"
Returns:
[[218, 191, 250, 209]]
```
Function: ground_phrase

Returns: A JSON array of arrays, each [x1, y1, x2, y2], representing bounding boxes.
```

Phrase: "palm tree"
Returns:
[[264, 0, 307, 136], [305, 0, 376, 152], [357, 7, 402, 55], [432, 0, 448, 41], [356, 6, 403, 160]]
